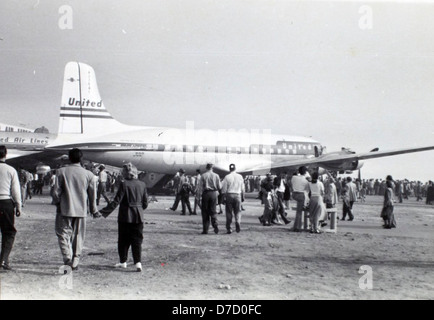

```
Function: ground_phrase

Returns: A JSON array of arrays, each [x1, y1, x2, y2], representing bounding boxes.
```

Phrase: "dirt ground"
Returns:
[[1, 188, 433, 300]]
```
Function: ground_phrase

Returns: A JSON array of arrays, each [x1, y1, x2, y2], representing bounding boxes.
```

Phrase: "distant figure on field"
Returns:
[[273, 172, 291, 225], [168, 169, 185, 212], [381, 180, 396, 229], [307, 172, 327, 234], [341, 176, 357, 221], [192, 169, 202, 215], [290, 166, 310, 232], [97, 165, 110, 205], [426, 181, 434, 205]]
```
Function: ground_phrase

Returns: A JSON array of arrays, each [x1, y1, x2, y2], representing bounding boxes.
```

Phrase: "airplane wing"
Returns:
[[238, 145, 434, 174], [5, 150, 67, 171]]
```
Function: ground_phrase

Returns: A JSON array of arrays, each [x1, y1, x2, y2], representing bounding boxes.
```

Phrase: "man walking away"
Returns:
[[273, 172, 291, 225], [97, 165, 110, 205], [192, 169, 202, 215], [199, 163, 221, 234], [341, 176, 357, 221], [168, 169, 183, 212], [53, 148, 100, 271], [180, 178, 193, 216], [221, 164, 245, 234], [18, 168, 29, 207], [0, 146, 22, 271]]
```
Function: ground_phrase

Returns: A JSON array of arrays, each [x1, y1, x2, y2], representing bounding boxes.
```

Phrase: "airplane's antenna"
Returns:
[[77, 62, 83, 134]]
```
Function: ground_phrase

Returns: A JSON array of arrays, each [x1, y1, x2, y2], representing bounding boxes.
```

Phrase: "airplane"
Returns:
[[44, 61, 434, 178], [0, 124, 172, 191], [0, 129, 61, 171]]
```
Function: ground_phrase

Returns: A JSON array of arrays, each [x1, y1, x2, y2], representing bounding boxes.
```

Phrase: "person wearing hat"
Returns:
[[221, 164, 245, 233], [97, 164, 110, 206], [199, 163, 221, 234]]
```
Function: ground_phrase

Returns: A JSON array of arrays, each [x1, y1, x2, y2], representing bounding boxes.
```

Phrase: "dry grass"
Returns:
[[1, 190, 433, 300]]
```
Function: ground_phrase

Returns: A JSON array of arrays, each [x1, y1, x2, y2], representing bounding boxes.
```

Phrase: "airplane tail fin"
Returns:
[[58, 62, 137, 136]]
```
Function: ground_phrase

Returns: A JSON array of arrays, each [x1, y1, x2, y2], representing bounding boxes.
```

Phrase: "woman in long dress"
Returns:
[[308, 172, 327, 234], [381, 180, 396, 229]]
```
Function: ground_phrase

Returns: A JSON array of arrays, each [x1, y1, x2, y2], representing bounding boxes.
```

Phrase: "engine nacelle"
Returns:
[[320, 160, 364, 172]]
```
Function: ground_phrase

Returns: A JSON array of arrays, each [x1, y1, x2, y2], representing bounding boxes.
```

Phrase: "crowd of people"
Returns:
[[242, 175, 434, 205], [1, 143, 433, 273]]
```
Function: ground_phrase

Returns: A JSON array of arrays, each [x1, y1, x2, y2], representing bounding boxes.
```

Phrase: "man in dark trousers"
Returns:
[[168, 169, 184, 212], [192, 169, 202, 215], [0, 146, 22, 271], [180, 178, 193, 216], [221, 164, 245, 233], [97, 164, 110, 205], [199, 163, 221, 234]]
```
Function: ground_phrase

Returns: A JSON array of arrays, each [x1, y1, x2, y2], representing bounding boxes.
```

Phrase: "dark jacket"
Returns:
[[261, 178, 274, 193], [101, 179, 148, 223], [179, 182, 192, 196]]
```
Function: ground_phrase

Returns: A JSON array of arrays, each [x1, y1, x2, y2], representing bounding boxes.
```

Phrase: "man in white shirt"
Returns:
[[221, 164, 245, 233], [97, 165, 110, 206], [0, 146, 22, 270], [273, 172, 291, 225], [290, 166, 310, 232]]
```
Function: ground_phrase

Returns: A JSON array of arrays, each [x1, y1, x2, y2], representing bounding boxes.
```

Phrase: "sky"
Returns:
[[1, 0, 433, 181]]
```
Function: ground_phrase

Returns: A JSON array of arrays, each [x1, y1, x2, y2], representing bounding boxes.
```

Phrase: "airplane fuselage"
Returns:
[[0, 132, 55, 151], [48, 127, 323, 175]]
